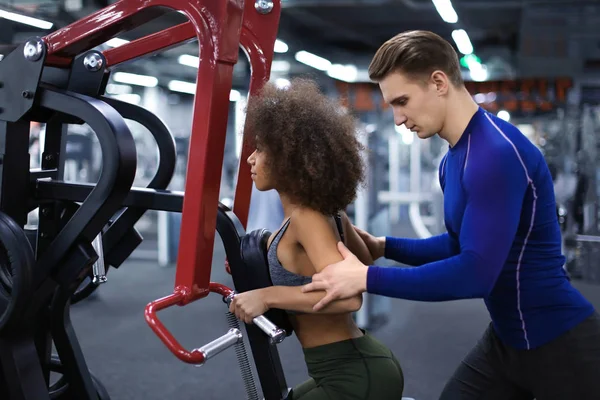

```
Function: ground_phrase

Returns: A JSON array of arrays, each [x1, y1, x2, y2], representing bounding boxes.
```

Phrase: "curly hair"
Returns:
[[245, 78, 365, 216]]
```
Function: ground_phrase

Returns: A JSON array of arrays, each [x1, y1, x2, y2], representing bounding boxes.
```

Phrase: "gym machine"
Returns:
[[0, 0, 297, 399]]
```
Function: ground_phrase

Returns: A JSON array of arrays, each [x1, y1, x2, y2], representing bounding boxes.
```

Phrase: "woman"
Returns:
[[229, 79, 404, 399]]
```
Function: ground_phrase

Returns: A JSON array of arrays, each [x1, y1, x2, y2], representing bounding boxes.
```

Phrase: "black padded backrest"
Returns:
[[240, 229, 294, 336]]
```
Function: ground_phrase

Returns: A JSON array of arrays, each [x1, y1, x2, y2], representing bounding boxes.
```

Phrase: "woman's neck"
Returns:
[[279, 193, 301, 218]]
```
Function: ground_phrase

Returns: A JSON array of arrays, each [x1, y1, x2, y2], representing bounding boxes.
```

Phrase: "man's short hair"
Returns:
[[368, 30, 464, 87]]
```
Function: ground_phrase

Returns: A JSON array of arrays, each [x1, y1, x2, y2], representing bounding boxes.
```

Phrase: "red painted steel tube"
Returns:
[[171, 0, 243, 301], [103, 22, 196, 67], [42, 1, 171, 60], [144, 282, 235, 364], [102, 1, 282, 228], [44, 0, 241, 299], [39, 0, 282, 356], [232, 0, 282, 229], [42, 0, 244, 300]]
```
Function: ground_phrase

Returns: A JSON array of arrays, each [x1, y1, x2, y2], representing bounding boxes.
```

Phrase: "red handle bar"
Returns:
[[144, 282, 235, 364]]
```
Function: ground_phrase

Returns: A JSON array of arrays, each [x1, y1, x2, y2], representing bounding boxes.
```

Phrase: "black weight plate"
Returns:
[[0, 211, 34, 332], [49, 355, 111, 400]]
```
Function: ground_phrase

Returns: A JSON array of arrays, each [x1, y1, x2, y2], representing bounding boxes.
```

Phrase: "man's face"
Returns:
[[379, 71, 446, 140]]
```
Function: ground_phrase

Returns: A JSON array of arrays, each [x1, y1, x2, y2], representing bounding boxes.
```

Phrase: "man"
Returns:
[[302, 30, 600, 399]]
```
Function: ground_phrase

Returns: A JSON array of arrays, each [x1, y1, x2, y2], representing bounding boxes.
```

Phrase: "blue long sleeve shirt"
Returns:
[[367, 107, 595, 350]]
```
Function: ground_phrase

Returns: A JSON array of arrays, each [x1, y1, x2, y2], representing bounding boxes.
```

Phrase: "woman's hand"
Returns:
[[229, 289, 270, 324]]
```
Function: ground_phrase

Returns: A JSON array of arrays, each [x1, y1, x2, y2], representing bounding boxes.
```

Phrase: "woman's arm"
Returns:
[[262, 285, 361, 314], [230, 209, 363, 322], [263, 208, 363, 313]]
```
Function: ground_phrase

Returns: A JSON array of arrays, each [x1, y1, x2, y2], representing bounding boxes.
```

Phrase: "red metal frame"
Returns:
[[144, 282, 234, 364], [232, 3, 282, 228], [40, 0, 281, 362], [103, 22, 196, 67], [101, 9, 282, 230]]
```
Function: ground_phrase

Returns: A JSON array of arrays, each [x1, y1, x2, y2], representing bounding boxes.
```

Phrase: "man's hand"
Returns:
[[229, 289, 269, 324], [353, 226, 385, 260], [301, 242, 368, 311]]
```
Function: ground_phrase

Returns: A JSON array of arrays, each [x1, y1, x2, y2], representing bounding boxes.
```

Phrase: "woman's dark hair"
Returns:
[[245, 78, 365, 215]]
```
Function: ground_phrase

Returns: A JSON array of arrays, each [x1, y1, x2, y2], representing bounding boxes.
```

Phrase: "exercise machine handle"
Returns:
[[197, 328, 243, 364], [145, 283, 285, 364], [224, 293, 286, 345], [253, 315, 286, 345]]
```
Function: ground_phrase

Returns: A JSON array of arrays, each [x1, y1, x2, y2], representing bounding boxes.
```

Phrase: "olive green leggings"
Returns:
[[291, 331, 404, 400]]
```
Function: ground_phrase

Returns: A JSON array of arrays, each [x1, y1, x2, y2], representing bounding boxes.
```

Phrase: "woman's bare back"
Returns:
[[268, 211, 369, 348]]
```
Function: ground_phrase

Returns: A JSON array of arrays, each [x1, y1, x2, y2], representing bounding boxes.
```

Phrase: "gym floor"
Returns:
[[70, 236, 600, 400]]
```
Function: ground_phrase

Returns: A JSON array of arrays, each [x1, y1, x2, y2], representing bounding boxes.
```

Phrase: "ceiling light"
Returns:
[[105, 84, 133, 95], [274, 39, 288, 53], [431, 0, 458, 24], [295, 51, 331, 71], [178, 54, 199, 68], [168, 80, 196, 94], [0, 9, 53, 29], [110, 93, 141, 105], [271, 60, 290, 72], [498, 110, 510, 121], [469, 64, 488, 82], [229, 90, 241, 102], [169, 80, 241, 102], [327, 64, 358, 83], [451, 29, 473, 55], [113, 72, 158, 87]]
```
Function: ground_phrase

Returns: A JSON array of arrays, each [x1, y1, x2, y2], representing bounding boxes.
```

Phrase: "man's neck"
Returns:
[[438, 87, 480, 147]]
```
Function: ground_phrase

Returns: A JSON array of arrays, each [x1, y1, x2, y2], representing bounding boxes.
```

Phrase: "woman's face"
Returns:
[[247, 147, 275, 191]]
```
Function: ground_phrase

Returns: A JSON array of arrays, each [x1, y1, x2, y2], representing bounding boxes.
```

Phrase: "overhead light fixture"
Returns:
[[105, 84, 133, 95], [271, 60, 290, 72], [178, 54, 199, 68], [168, 80, 195, 94], [460, 54, 481, 69], [113, 72, 158, 87], [431, 0, 458, 23], [451, 29, 473, 55], [295, 51, 331, 71], [110, 93, 141, 105], [169, 79, 241, 101], [497, 110, 510, 122], [105, 38, 130, 48], [274, 39, 289, 53], [327, 64, 358, 83], [469, 64, 488, 82], [229, 90, 241, 102], [0, 9, 53, 29]]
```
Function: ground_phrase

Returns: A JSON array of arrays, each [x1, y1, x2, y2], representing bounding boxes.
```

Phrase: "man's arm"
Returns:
[[367, 151, 528, 301], [384, 233, 459, 266], [366, 151, 458, 266]]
